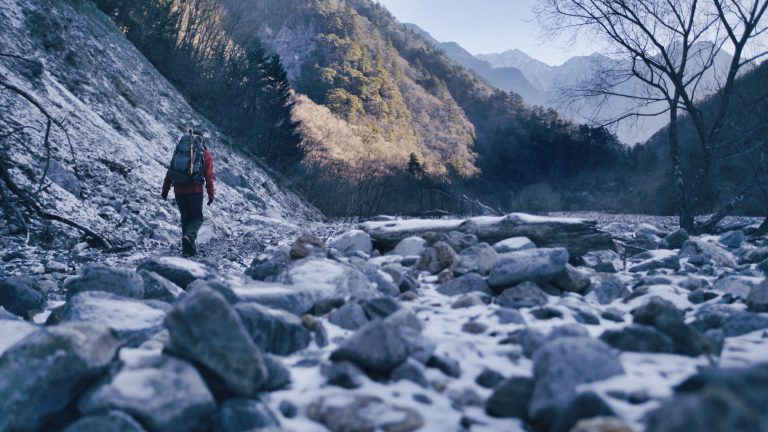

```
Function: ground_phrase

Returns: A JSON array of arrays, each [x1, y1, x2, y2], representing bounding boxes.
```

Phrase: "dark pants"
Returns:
[[175, 192, 204, 241]]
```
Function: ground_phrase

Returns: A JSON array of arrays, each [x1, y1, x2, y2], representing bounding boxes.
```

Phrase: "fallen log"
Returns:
[[360, 213, 614, 259]]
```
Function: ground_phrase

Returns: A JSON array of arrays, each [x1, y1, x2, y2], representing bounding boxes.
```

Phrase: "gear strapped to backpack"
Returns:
[[168, 130, 205, 185]]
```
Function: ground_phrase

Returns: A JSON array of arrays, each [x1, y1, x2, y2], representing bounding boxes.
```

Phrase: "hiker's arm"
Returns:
[[203, 149, 214, 200], [161, 171, 171, 198]]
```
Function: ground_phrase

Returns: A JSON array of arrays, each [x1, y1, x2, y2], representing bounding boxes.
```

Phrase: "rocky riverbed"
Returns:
[[2, 213, 768, 432]]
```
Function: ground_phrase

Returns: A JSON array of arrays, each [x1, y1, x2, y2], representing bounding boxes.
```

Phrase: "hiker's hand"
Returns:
[[207, 197, 214, 206]]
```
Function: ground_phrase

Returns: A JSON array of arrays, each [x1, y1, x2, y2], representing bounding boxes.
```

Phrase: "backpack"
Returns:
[[168, 132, 205, 185]]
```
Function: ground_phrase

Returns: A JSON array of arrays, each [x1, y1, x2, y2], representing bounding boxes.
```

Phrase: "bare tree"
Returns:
[[536, 0, 768, 231]]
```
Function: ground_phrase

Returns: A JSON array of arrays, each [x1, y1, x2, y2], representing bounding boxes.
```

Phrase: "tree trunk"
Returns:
[[669, 102, 694, 231]]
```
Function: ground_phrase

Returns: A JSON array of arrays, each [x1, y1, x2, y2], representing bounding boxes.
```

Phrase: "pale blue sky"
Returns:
[[374, 0, 596, 66]]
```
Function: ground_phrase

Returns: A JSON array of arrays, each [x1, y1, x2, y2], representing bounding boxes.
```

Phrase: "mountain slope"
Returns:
[[0, 0, 321, 250]]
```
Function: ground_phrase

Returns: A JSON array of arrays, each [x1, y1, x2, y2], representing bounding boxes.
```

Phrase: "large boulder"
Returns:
[[0, 276, 45, 318], [79, 354, 216, 432], [328, 230, 373, 255], [646, 363, 768, 432], [213, 399, 280, 432], [136, 257, 212, 288], [529, 337, 624, 429], [57, 291, 170, 347], [307, 394, 423, 432], [164, 287, 267, 396], [361, 213, 613, 259], [488, 248, 569, 289], [0, 323, 121, 431], [234, 302, 311, 355], [64, 265, 144, 300]]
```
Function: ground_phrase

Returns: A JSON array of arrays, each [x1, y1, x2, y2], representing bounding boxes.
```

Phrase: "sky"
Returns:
[[374, 0, 598, 66]]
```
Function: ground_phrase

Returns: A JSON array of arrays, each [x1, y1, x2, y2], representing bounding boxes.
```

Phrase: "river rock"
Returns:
[[632, 296, 714, 356], [329, 230, 373, 255], [454, 243, 499, 276], [322, 361, 365, 389], [63, 264, 143, 300], [415, 241, 457, 275], [587, 273, 629, 305], [437, 273, 492, 297], [289, 231, 326, 259], [0, 323, 121, 431], [139, 270, 185, 303], [307, 394, 423, 432], [328, 302, 369, 330], [137, 257, 212, 288], [600, 324, 675, 353], [280, 258, 379, 300], [719, 230, 746, 248], [391, 236, 426, 257], [62, 411, 146, 432], [488, 248, 569, 289], [550, 391, 615, 432], [553, 264, 591, 293], [581, 250, 621, 273], [79, 353, 216, 432], [628, 250, 680, 273], [747, 280, 768, 312], [164, 287, 267, 396], [680, 238, 738, 268], [0, 276, 45, 318], [493, 237, 536, 253], [529, 337, 624, 429], [664, 228, 690, 249], [485, 376, 534, 418], [391, 358, 429, 387], [498, 281, 549, 309], [245, 253, 289, 282], [213, 399, 280, 432], [234, 302, 311, 355], [713, 276, 755, 299], [58, 291, 169, 347]]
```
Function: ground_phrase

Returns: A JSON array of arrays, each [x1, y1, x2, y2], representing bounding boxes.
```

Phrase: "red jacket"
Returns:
[[162, 147, 215, 199]]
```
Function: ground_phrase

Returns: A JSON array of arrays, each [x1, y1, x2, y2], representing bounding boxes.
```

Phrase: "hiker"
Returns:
[[161, 127, 215, 257]]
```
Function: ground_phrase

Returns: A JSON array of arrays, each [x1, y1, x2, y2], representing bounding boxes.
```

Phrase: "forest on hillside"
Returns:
[[91, 0, 768, 224]]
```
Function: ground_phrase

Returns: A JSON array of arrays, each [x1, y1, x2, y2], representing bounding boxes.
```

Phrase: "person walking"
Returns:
[[161, 127, 215, 256]]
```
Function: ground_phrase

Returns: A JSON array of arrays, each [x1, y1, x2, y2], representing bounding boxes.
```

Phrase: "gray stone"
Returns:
[[494, 308, 526, 324], [498, 281, 548, 309], [454, 243, 499, 276], [280, 258, 379, 301], [0, 323, 121, 432], [359, 297, 400, 320], [0, 276, 45, 318], [628, 251, 680, 272], [548, 324, 590, 340], [426, 353, 461, 378], [289, 231, 326, 260], [462, 321, 488, 334], [719, 230, 746, 248], [137, 257, 212, 288], [139, 270, 185, 303], [213, 399, 280, 432], [443, 231, 479, 253], [62, 411, 146, 432], [588, 273, 629, 305], [359, 266, 400, 297], [488, 248, 569, 289], [680, 238, 738, 268], [187, 279, 239, 304], [391, 358, 429, 387], [493, 237, 536, 253], [581, 250, 621, 273], [260, 354, 291, 392], [486, 377, 534, 418], [328, 302, 369, 330], [79, 354, 215, 432], [391, 236, 426, 257], [383, 308, 424, 333], [747, 280, 768, 312], [529, 337, 624, 428], [329, 230, 373, 255], [245, 253, 289, 282], [632, 296, 714, 356], [664, 228, 690, 249], [58, 291, 169, 347], [475, 368, 505, 389], [307, 395, 423, 432], [451, 293, 489, 309], [416, 241, 457, 275], [600, 324, 675, 353], [234, 302, 311, 355], [164, 287, 267, 396], [233, 281, 317, 315], [47, 160, 81, 196], [64, 265, 144, 300], [322, 361, 365, 389], [552, 264, 591, 293], [551, 391, 615, 432], [437, 273, 492, 297]]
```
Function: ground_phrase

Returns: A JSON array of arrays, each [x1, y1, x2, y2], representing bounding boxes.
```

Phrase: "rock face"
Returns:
[[64, 264, 145, 299], [58, 291, 170, 347], [307, 394, 424, 432], [361, 213, 613, 258], [646, 363, 768, 432], [79, 355, 216, 432], [0, 276, 45, 318], [137, 257, 211, 288], [529, 337, 624, 428], [0, 323, 121, 431], [164, 287, 267, 396], [234, 302, 311, 355], [488, 248, 569, 289]]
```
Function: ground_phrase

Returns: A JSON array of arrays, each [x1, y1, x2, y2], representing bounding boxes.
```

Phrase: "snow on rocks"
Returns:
[[493, 236, 536, 253], [136, 257, 212, 289], [488, 247, 569, 289], [328, 229, 373, 256]]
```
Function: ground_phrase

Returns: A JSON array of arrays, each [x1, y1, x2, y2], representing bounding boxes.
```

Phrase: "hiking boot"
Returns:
[[182, 235, 197, 257]]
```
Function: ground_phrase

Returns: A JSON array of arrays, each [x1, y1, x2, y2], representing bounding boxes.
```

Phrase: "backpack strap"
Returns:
[[188, 129, 194, 175]]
